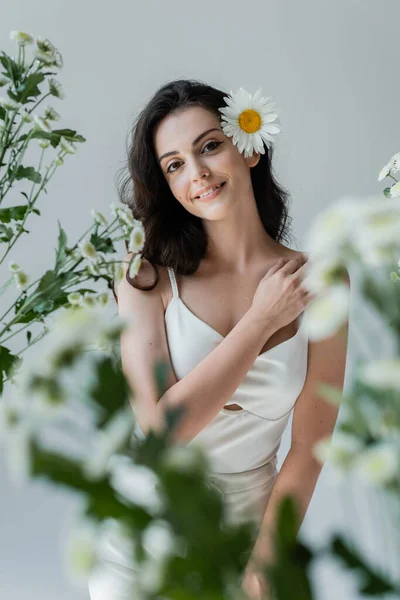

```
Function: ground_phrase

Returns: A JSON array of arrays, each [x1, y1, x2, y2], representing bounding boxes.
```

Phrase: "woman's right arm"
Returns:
[[117, 254, 310, 444]]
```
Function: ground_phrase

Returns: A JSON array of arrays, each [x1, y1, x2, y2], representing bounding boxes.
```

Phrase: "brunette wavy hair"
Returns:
[[113, 78, 294, 296]]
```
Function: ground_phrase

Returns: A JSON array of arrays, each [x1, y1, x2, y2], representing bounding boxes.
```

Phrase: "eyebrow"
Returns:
[[158, 127, 222, 164]]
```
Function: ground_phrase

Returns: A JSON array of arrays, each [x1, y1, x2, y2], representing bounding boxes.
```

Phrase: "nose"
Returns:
[[189, 156, 211, 182]]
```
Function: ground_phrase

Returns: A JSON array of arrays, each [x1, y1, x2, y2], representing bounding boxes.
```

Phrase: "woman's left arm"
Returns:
[[244, 271, 351, 584]]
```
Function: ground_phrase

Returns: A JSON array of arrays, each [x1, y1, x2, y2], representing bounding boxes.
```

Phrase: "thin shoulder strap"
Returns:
[[167, 267, 179, 298]]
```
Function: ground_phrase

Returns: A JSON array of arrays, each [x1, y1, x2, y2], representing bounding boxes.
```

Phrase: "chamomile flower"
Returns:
[[10, 31, 34, 46], [378, 152, 400, 181], [218, 87, 281, 159], [33, 114, 52, 133], [0, 97, 21, 111], [60, 136, 76, 154], [128, 225, 145, 253], [44, 106, 61, 121], [67, 292, 82, 306], [128, 253, 142, 279], [13, 271, 29, 291], [90, 208, 108, 227], [77, 240, 98, 262], [48, 78, 65, 99]]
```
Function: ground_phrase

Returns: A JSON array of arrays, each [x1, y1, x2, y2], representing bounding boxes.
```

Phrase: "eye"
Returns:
[[166, 140, 222, 174]]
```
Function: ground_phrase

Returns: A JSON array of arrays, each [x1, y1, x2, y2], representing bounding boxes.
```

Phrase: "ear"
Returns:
[[245, 151, 261, 168]]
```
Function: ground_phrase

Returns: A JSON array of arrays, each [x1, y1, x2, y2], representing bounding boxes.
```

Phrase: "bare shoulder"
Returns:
[[116, 254, 173, 312]]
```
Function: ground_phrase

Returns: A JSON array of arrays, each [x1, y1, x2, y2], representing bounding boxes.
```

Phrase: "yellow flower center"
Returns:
[[238, 109, 262, 134]]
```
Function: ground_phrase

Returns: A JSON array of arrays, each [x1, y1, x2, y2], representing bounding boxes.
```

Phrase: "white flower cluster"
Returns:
[[303, 194, 400, 341], [313, 358, 400, 487], [0, 308, 130, 486], [313, 432, 399, 487], [109, 202, 146, 281], [9, 30, 63, 69], [67, 290, 109, 310]]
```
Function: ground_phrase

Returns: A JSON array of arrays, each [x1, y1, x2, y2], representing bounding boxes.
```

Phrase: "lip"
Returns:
[[193, 182, 225, 200]]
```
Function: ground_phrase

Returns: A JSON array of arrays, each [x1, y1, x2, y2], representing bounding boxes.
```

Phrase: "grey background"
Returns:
[[1, 1, 399, 598]]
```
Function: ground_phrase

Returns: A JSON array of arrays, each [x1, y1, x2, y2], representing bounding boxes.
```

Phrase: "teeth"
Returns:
[[198, 184, 221, 199]]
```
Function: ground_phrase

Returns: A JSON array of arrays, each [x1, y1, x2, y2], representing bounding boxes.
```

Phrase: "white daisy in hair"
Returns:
[[218, 87, 281, 158]]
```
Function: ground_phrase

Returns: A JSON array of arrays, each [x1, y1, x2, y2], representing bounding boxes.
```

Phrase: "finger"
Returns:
[[267, 257, 286, 275], [280, 254, 307, 276]]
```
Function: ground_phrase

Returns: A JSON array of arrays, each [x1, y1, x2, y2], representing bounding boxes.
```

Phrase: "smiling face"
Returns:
[[153, 105, 260, 221]]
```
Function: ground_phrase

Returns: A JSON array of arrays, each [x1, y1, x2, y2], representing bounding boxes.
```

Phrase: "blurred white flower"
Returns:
[[128, 254, 142, 279], [378, 152, 400, 181], [113, 262, 125, 285], [142, 519, 178, 563], [352, 443, 399, 486], [313, 431, 362, 478], [65, 518, 99, 585], [33, 114, 52, 133], [55, 156, 64, 166], [13, 270, 29, 291], [86, 261, 101, 277], [389, 182, 400, 198], [80, 292, 97, 310], [10, 30, 34, 45], [20, 108, 33, 123], [36, 36, 56, 55], [128, 226, 145, 253], [83, 407, 134, 480], [96, 292, 109, 307], [78, 240, 98, 262], [67, 292, 81, 305], [39, 139, 51, 149], [41, 106, 60, 122], [60, 136, 76, 154], [91, 208, 108, 227], [351, 196, 400, 267], [304, 283, 350, 341], [118, 207, 135, 228], [359, 359, 400, 392], [0, 96, 21, 111], [304, 196, 359, 260], [109, 456, 165, 515], [302, 254, 347, 295], [162, 444, 210, 474], [8, 261, 21, 273], [48, 78, 65, 99]]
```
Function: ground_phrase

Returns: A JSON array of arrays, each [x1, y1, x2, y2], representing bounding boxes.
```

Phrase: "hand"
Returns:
[[241, 566, 272, 600], [249, 253, 314, 333]]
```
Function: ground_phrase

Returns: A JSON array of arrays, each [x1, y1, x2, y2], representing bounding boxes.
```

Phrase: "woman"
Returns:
[[89, 79, 349, 599]]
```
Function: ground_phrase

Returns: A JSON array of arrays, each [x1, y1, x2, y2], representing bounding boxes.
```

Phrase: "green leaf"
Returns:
[[90, 231, 115, 254], [14, 166, 42, 184], [0, 345, 21, 395], [0, 204, 40, 223], [16, 128, 86, 149], [0, 52, 22, 86], [14, 72, 45, 104], [0, 223, 13, 243], [54, 221, 68, 271], [89, 356, 130, 426]]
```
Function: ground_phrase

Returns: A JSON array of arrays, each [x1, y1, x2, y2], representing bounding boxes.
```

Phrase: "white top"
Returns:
[[165, 267, 309, 475]]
